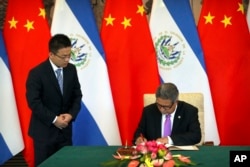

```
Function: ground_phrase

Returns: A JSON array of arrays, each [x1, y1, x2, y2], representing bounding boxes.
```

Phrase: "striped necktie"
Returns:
[[56, 69, 63, 94]]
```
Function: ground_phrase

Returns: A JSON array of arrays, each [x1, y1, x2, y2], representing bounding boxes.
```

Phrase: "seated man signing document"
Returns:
[[133, 83, 201, 146]]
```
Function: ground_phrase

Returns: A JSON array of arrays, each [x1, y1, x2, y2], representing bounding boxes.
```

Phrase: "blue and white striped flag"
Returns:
[[51, 0, 121, 145], [149, 0, 220, 145], [0, 31, 24, 165]]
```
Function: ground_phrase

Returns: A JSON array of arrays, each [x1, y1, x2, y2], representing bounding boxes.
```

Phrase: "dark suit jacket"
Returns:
[[133, 101, 201, 145], [26, 59, 82, 142]]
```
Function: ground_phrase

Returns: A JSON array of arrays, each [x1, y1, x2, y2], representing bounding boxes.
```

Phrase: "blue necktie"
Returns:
[[164, 114, 171, 137], [56, 69, 63, 94]]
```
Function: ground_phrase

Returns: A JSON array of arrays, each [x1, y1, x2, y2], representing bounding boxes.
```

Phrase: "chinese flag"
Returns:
[[3, 0, 51, 166], [198, 0, 250, 145], [100, 1, 160, 145]]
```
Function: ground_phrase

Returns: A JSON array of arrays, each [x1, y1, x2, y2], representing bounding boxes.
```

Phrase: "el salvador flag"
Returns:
[[149, 0, 220, 145], [0, 31, 24, 165], [51, 0, 121, 145]]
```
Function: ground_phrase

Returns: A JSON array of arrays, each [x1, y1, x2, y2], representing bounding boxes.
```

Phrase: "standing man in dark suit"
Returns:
[[133, 82, 201, 146], [26, 34, 82, 166]]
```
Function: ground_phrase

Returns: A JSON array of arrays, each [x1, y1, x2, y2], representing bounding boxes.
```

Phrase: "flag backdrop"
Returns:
[[149, 0, 220, 145], [3, 0, 51, 166], [198, 0, 250, 145], [0, 31, 24, 165], [100, 0, 160, 145], [51, 0, 121, 145]]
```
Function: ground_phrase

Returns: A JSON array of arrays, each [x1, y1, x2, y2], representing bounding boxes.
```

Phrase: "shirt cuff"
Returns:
[[168, 136, 174, 145], [52, 116, 58, 123]]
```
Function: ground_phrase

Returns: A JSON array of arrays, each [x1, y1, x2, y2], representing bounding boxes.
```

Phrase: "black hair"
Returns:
[[49, 34, 71, 54]]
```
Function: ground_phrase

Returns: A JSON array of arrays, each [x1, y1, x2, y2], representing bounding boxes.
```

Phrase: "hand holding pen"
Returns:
[[135, 133, 147, 145]]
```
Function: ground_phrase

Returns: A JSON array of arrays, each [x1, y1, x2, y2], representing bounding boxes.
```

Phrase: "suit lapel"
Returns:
[[155, 108, 162, 137], [45, 59, 63, 96], [172, 101, 183, 132], [62, 65, 71, 97]]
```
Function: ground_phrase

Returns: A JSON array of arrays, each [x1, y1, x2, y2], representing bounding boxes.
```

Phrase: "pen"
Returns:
[[140, 133, 145, 141]]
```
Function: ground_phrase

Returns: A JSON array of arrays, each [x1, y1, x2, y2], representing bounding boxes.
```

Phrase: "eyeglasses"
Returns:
[[53, 52, 71, 60], [156, 102, 175, 110]]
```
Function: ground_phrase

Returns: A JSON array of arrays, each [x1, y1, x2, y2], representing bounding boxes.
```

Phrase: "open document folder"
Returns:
[[166, 144, 199, 151]]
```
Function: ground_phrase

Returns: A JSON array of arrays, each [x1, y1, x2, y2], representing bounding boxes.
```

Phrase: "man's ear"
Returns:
[[49, 52, 54, 58]]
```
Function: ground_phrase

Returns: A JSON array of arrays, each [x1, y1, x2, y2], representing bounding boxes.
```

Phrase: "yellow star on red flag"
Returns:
[[221, 15, 232, 28], [104, 14, 115, 26], [121, 17, 131, 29], [39, 8, 46, 19], [24, 20, 35, 32], [137, 5, 145, 16], [8, 17, 18, 29], [204, 12, 215, 24]]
